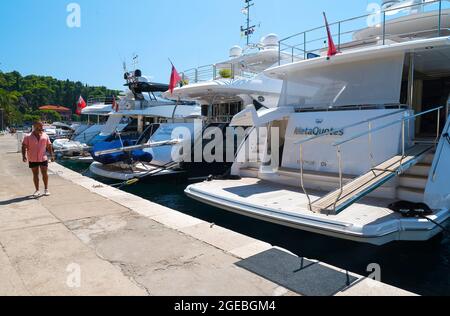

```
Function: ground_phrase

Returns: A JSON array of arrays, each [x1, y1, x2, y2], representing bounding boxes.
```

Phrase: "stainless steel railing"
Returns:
[[181, 64, 232, 84], [327, 106, 443, 213], [278, 0, 448, 65], [180, 63, 257, 85], [333, 106, 444, 148], [295, 107, 408, 210], [87, 97, 116, 107], [432, 109, 450, 181]]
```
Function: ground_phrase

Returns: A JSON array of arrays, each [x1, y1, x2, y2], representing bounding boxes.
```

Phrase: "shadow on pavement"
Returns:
[[0, 196, 37, 206]]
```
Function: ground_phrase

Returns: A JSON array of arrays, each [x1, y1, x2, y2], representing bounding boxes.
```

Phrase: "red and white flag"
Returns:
[[323, 12, 338, 58], [76, 96, 87, 115], [112, 95, 119, 112], [168, 63, 182, 95]]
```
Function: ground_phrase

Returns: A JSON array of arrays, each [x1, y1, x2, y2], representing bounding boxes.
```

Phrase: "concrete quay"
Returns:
[[0, 135, 414, 296]]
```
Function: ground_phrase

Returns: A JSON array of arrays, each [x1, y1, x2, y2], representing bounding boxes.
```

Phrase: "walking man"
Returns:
[[22, 121, 55, 197]]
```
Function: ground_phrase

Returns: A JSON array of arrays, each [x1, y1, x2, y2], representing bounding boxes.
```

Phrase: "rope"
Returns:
[[419, 215, 449, 234], [390, 203, 449, 235], [443, 133, 450, 145]]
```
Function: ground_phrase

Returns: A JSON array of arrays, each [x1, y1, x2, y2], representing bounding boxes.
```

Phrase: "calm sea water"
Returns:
[[60, 160, 450, 296]]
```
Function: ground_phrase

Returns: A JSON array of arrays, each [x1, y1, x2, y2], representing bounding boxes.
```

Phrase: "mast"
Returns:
[[241, 0, 256, 46], [132, 53, 139, 71]]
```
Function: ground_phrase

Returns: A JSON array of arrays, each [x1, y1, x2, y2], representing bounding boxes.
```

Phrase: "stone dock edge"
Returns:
[[48, 162, 416, 296]]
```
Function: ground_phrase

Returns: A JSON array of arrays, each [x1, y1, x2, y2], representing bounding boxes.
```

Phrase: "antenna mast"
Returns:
[[241, 0, 256, 46], [132, 53, 139, 70]]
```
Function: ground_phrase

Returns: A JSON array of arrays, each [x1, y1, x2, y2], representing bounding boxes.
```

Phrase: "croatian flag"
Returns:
[[323, 12, 338, 57], [76, 96, 86, 115], [168, 63, 182, 95]]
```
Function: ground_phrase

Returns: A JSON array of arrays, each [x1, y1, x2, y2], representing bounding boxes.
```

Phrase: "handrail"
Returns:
[[278, 0, 447, 65], [333, 106, 444, 147], [431, 97, 449, 180], [295, 108, 407, 146], [325, 105, 443, 214], [181, 63, 238, 84], [298, 106, 444, 214], [296, 106, 407, 211], [87, 97, 116, 107], [279, 0, 445, 43]]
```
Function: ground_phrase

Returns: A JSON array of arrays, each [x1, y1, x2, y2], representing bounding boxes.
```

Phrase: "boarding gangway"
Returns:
[[297, 106, 444, 215]]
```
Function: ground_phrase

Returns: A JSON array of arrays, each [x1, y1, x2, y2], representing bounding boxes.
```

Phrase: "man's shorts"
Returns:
[[29, 161, 49, 169]]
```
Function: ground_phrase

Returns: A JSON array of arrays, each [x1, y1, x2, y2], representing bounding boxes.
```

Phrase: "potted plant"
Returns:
[[219, 68, 232, 79]]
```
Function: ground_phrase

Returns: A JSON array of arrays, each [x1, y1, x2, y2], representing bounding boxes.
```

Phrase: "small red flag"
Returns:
[[112, 96, 119, 112], [169, 63, 182, 95], [76, 96, 87, 115], [323, 12, 338, 57]]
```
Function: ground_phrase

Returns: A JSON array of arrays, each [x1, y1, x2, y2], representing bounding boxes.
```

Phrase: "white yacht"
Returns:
[[160, 33, 298, 178], [53, 101, 126, 160], [89, 70, 203, 181], [185, 0, 450, 245]]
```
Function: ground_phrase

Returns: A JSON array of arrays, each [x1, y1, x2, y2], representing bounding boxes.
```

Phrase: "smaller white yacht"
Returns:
[[53, 100, 125, 160], [89, 70, 203, 181]]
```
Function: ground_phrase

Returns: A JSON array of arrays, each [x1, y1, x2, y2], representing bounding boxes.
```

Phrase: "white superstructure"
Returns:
[[165, 34, 296, 123]]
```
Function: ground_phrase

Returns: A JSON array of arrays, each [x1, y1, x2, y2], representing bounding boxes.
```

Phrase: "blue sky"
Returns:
[[0, 0, 379, 90]]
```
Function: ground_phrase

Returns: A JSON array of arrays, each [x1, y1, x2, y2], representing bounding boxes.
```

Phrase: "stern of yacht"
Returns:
[[185, 176, 448, 245]]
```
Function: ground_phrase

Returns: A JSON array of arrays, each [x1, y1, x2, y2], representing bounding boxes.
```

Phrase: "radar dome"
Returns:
[[261, 34, 279, 50], [229, 46, 243, 58]]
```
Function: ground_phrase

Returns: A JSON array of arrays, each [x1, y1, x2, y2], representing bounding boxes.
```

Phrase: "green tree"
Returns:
[[0, 89, 22, 126], [0, 71, 120, 124], [38, 110, 62, 123]]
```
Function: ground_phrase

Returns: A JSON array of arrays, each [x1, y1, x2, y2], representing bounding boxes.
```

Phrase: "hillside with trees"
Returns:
[[0, 71, 120, 126]]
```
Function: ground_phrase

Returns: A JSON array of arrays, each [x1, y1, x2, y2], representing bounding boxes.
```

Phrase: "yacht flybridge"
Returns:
[[156, 34, 297, 179], [165, 34, 296, 122], [185, 0, 450, 245]]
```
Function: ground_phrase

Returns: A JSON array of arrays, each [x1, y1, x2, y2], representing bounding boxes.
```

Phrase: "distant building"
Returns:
[[39, 105, 72, 121]]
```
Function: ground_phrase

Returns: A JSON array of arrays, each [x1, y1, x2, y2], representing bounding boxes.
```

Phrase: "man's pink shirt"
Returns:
[[22, 133, 51, 163]]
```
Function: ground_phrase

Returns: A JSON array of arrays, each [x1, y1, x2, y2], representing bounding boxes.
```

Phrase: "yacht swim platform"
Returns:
[[185, 176, 448, 245]]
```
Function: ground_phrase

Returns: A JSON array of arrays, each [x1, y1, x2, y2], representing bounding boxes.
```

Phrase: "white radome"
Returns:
[[261, 33, 279, 50], [229, 45, 243, 58]]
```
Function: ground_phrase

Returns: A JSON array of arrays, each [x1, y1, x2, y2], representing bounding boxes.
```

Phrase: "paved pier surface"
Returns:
[[0, 135, 414, 296]]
